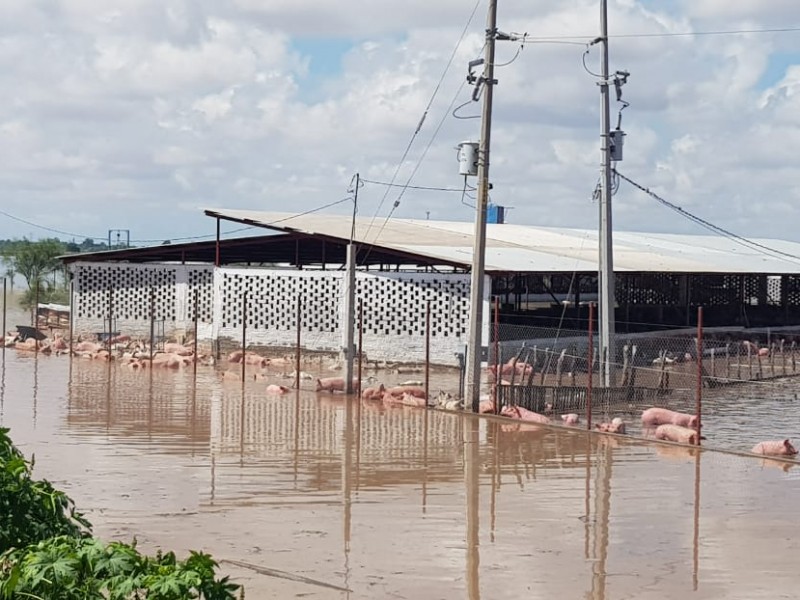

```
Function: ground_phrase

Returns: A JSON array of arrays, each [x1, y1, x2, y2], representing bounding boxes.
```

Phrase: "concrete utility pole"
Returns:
[[465, 0, 498, 412], [598, 0, 616, 387], [344, 174, 359, 394]]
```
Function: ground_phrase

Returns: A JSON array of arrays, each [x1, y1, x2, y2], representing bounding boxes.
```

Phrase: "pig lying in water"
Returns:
[[361, 384, 386, 401], [595, 417, 627, 434], [751, 439, 798, 457], [385, 385, 426, 399], [654, 424, 704, 445], [560, 413, 580, 426], [266, 384, 291, 395], [316, 377, 359, 393], [500, 405, 551, 424], [383, 392, 426, 408], [642, 407, 698, 429]]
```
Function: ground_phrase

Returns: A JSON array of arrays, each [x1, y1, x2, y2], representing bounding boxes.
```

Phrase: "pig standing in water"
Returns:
[[642, 407, 698, 429], [751, 439, 798, 457], [654, 424, 703, 445], [501, 405, 551, 425]]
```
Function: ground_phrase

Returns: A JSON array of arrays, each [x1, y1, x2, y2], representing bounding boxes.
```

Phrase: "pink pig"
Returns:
[[642, 407, 698, 429], [654, 424, 703, 445], [595, 417, 627, 434], [266, 384, 290, 395], [751, 439, 798, 457], [501, 405, 551, 425], [560, 413, 580, 426], [316, 377, 359, 393]]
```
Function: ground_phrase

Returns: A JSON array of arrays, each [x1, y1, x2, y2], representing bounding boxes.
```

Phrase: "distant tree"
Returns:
[[1, 239, 67, 322]]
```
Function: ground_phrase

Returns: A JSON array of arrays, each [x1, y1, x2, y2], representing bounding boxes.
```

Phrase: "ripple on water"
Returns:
[[0, 351, 799, 598]]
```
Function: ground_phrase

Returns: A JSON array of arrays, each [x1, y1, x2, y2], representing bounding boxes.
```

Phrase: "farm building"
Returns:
[[59, 209, 800, 367]]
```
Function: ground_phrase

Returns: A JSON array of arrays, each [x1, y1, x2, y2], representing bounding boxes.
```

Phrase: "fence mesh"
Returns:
[[25, 288, 800, 462], [485, 315, 800, 457]]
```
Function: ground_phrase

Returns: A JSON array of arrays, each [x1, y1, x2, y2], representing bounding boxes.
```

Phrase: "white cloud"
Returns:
[[0, 0, 799, 245]]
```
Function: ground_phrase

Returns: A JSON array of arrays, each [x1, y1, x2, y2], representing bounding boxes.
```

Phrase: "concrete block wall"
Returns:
[[69, 262, 488, 366]]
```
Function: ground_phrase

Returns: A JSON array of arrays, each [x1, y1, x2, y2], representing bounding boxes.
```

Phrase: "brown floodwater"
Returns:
[[2, 349, 800, 599]]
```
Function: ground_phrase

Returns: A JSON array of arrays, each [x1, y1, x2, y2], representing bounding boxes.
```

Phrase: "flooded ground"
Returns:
[[2, 350, 800, 598]]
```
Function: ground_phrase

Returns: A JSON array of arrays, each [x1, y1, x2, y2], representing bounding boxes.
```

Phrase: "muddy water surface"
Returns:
[[2, 350, 800, 599]]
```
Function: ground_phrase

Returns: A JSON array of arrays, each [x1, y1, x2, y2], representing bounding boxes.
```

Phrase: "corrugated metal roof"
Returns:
[[206, 208, 800, 274]]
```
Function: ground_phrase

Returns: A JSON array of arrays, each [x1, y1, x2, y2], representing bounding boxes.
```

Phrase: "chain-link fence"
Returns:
[[486, 310, 800, 457]]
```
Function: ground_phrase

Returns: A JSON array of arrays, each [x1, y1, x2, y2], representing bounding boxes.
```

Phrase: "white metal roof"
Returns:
[[204, 208, 800, 274]]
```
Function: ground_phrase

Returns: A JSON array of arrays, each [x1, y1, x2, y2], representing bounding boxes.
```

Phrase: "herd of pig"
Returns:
[[487, 355, 799, 459], [1, 332, 217, 368], [5, 333, 798, 460], [485, 401, 798, 459]]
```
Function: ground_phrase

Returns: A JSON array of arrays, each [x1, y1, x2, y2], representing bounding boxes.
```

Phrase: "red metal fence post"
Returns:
[[696, 306, 703, 446], [587, 303, 594, 430]]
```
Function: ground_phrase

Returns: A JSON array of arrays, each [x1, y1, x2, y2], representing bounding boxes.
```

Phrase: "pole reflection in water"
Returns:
[[190, 382, 197, 459], [293, 390, 300, 488], [209, 389, 221, 507], [464, 416, 480, 600], [0, 351, 5, 424], [693, 449, 702, 591], [342, 396, 354, 598], [589, 436, 613, 600], [584, 436, 592, 561], [32, 353, 39, 428], [489, 421, 499, 543], [422, 406, 429, 513], [239, 380, 246, 465], [354, 397, 362, 492]]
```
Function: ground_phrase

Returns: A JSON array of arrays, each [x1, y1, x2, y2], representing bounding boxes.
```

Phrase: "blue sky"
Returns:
[[0, 0, 800, 244], [291, 37, 352, 101]]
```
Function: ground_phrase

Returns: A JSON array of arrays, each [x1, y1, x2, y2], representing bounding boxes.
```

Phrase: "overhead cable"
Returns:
[[361, 0, 484, 243], [614, 170, 800, 264]]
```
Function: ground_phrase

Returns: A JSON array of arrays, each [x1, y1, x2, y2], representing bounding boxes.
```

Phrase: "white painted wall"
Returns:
[[69, 262, 489, 366]]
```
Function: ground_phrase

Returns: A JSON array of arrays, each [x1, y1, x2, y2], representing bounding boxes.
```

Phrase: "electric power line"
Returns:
[[361, 178, 468, 192], [129, 226, 257, 244], [361, 78, 471, 263], [614, 170, 800, 265], [0, 208, 104, 241], [361, 0, 483, 243], [519, 26, 800, 42]]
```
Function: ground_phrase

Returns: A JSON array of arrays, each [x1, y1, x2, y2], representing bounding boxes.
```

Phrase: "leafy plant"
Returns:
[[0, 428, 90, 553], [0, 539, 240, 599], [0, 429, 241, 599]]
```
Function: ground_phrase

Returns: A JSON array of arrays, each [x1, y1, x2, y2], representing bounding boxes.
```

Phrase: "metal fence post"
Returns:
[[425, 300, 431, 404], [241, 291, 247, 383], [295, 295, 302, 390], [695, 306, 703, 446], [587, 302, 594, 430]]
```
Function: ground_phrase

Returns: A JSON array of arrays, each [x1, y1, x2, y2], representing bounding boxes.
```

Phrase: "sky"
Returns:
[[2, 0, 800, 246]]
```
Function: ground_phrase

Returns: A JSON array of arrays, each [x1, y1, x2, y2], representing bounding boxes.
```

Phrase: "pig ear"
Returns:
[[785, 439, 792, 447]]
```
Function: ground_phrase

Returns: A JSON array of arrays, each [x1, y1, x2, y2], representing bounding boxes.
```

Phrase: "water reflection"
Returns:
[[465, 417, 480, 600], [3, 357, 800, 598], [0, 350, 5, 424], [32, 353, 39, 428]]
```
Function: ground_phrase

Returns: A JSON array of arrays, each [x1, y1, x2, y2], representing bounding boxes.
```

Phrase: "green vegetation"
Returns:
[[1, 240, 69, 319], [0, 428, 241, 599]]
